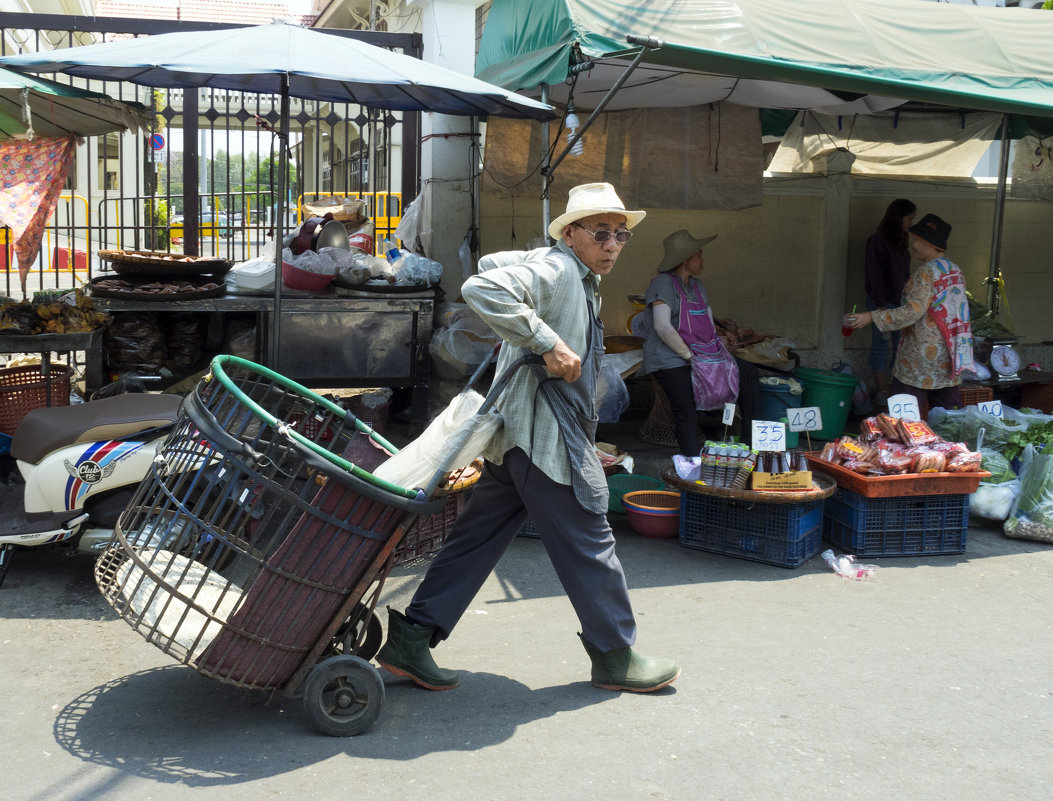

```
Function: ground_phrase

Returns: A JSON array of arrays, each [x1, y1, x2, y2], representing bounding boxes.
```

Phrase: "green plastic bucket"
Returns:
[[757, 382, 802, 448], [796, 367, 859, 441]]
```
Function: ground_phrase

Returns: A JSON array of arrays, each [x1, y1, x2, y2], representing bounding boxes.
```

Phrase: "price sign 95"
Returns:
[[887, 393, 921, 422], [751, 420, 787, 452], [788, 406, 823, 433]]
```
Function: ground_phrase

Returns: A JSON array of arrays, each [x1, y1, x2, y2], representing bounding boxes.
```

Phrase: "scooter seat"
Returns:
[[10, 393, 184, 465]]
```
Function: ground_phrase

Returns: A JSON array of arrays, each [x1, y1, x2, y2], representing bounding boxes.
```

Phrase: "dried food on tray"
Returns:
[[98, 249, 232, 277], [89, 275, 226, 302]]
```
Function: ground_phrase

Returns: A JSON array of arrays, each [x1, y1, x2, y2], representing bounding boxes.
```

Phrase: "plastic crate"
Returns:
[[391, 489, 472, 566], [678, 491, 824, 568], [823, 487, 968, 557], [518, 517, 539, 538]]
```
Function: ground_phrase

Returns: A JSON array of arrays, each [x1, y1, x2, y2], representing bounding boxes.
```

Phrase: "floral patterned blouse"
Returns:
[[872, 259, 966, 390]]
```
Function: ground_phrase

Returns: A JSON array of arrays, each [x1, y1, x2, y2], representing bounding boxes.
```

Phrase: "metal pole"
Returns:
[[269, 76, 290, 368], [986, 114, 1011, 317], [546, 35, 663, 179], [541, 83, 551, 242]]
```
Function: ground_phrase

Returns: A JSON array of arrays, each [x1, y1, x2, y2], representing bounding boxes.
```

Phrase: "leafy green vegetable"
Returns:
[[1004, 420, 1053, 462]]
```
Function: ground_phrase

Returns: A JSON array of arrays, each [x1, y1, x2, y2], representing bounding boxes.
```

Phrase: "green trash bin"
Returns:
[[796, 367, 859, 441]]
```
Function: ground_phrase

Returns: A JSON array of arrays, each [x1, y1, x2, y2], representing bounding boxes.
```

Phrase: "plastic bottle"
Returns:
[[821, 549, 877, 580], [731, 450, 758, 489]]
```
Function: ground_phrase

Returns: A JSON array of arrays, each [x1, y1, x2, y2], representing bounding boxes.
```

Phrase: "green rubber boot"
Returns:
[[578, 633, 681, 693], [376, 608, 460, 691]]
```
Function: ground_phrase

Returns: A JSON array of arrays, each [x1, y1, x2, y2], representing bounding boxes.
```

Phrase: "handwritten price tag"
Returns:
[[722, 402, 736, 426], [977, 400, 1004, 419], [751, 420, 787, 452], [787, 406, 824, 433], [887, 393, 921, 422]]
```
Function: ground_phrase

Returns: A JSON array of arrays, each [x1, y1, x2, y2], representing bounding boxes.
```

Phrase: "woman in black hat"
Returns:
[[844, 213, 974, 411], [638, 229, 758, 455]]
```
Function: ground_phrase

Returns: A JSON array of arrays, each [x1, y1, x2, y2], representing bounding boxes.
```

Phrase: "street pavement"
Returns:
[[1, 416, 1051, 801]]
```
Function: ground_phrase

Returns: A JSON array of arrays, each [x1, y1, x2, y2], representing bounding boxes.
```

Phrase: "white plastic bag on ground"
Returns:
[[971, 479, 1020, 522], [372, 389, 502, 491]]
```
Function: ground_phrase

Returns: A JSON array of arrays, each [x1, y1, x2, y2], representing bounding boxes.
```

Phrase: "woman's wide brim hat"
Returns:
[[908, 213, 951, 251], [547, 182, 646, 240], [656, 229, 718, 272]]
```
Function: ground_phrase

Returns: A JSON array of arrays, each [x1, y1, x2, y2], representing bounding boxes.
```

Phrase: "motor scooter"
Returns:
[[0, 392, 184, 587]]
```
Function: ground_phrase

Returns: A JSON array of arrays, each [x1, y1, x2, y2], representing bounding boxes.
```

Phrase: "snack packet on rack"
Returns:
[[897, 418, 940, 447], [909, 447, 947, 473]]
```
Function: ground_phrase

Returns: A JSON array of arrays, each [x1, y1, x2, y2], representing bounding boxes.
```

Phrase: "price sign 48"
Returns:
[[788, 406, 823, 433]]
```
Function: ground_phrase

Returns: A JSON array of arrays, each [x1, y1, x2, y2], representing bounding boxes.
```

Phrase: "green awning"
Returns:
[[477, 0, 1053, 121]]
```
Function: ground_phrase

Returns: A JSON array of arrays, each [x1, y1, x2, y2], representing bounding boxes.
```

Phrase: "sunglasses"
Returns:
[[572, 222, 633, 244]]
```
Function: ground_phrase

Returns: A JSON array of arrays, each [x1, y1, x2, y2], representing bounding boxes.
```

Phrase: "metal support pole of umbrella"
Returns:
[[985, 113, 1011, 320], [539, 35, 662, 241], [541, 84, 551, 240]]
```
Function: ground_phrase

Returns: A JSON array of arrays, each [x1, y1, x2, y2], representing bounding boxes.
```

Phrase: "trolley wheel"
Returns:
[[327, 603, 383, 660], [303, 655, 385, 737]]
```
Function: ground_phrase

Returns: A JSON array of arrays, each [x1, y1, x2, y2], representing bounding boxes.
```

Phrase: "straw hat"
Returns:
[[547, 182, 646, 240], [656, 229, 718, 273]]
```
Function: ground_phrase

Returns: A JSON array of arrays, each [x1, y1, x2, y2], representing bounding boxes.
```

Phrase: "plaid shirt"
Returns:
[[462, 242, 601, 486]]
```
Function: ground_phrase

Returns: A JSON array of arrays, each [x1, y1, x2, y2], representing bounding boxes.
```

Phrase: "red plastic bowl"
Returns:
[[621, 490, 681, 538], [282, 260, 333, 291]]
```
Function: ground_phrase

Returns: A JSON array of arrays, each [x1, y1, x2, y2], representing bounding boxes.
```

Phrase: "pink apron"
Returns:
[[668, 273, 739, 411]]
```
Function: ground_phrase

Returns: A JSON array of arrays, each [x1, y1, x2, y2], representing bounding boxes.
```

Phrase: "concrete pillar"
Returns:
[[407, 0, 480, 293], [816, 148, 856, 365]]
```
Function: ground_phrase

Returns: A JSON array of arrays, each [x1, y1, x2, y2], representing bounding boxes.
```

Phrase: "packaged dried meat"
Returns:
[[842, 458, 881, 474], [877, 441, 913, 473], [945, 450, 982, 472], [859, 417, 884, 443], [909, 448, 947, 473], [820, 441, 839, 462], [834, 436, 867, 461], [929, 440, 967, 456], [875, 413, 901, 440], [896, 418, 940, 447]]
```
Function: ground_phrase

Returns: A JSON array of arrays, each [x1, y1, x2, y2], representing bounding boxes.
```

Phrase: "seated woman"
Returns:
[[638, 229, 758, 456]]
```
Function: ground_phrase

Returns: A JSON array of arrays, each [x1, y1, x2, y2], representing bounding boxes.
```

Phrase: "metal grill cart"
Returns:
[[93, 354, 457, 737]]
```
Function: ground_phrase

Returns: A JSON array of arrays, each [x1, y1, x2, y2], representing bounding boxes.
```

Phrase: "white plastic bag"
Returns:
[[372, 389, 502, 490], [429, 312, 501, 379], [595, 356, 630, 423], [392, 252, 443, 286], [971, 479, 1021, 522]]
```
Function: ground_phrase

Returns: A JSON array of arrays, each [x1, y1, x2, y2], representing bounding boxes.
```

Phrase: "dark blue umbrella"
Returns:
[[0, 20, 555, 362]]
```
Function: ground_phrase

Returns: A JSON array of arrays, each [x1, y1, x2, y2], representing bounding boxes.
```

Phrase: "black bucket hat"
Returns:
[[908, 214, 951, 251]]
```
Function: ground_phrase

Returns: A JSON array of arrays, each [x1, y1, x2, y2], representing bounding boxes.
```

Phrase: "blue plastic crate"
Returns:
[[678, 491, 824, 568], [823, 488, 968, 557], [518, 517, 539, 538]]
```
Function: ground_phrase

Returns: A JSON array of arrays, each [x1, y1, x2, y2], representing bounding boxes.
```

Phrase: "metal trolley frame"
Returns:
[[94, 354, 455, 736]]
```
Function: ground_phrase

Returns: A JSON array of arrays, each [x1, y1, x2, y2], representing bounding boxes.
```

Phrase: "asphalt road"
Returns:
[[2, 507, 1050, 801]]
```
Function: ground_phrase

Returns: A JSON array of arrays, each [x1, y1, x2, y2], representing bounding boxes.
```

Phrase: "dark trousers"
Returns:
[[889, 378, 962, 412], [406, 447, 637, 653], [653, 357, 760, 455]]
